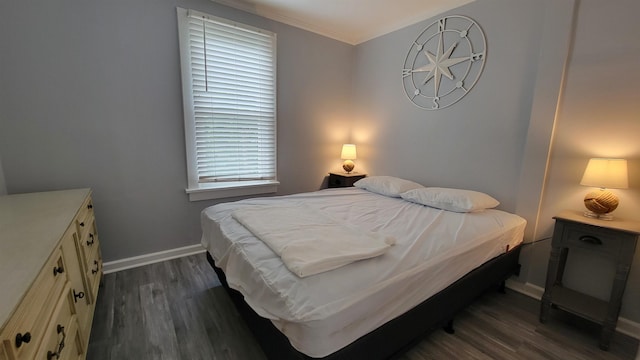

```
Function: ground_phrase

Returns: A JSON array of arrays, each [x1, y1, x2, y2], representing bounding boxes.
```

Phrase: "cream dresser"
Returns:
[[0, 189, 102, 360]]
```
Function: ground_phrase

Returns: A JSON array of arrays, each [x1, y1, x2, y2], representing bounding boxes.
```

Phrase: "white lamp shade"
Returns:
[[580, 158, 628, 189], [341, 144, 357, 160]]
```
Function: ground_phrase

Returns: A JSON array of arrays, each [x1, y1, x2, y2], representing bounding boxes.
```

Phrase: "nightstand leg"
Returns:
[[600, 263, 632, 350], [540, 246, 563, 323], [555, 248, 569, 285], [599, 330, 612, 351]]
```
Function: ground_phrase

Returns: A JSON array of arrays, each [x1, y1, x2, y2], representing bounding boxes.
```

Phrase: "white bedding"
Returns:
[[232, 204, 395, 277], [201, 188, 526, 358]]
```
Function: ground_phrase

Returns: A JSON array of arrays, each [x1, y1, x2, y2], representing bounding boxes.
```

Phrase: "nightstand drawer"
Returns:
[[328, 173, 366, 188], [563, 223, 622, 257]]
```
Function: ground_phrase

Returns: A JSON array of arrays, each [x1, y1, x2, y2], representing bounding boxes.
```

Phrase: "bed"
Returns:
[[201, 180, 526, 359]]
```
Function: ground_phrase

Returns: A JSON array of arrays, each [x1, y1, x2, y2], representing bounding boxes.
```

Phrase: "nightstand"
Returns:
[[328, 172, 366, 188], [540, 210, 640, 350]]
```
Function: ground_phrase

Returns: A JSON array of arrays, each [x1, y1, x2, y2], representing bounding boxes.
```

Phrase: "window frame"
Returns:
[[176, 7, 279, 201]]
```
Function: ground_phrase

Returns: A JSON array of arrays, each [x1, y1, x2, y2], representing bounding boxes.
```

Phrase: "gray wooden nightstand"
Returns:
[[328, 172, 366, 188], [539, 210, 640, 350]]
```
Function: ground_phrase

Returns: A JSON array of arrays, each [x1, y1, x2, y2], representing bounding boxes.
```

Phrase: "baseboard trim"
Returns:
[[506, 279, 640, 340], [102, 244, 206, 274], [505, 279, 545, 300]]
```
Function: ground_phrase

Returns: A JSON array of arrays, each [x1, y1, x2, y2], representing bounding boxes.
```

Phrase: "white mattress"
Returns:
[[201, 188, 526, 358]]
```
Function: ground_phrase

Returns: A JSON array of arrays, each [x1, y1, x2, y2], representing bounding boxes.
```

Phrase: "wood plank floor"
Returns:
[[87, 254, 638, 360]]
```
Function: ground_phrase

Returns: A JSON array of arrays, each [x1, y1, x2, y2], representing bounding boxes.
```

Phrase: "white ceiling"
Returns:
[[212, 0, 475, 45]]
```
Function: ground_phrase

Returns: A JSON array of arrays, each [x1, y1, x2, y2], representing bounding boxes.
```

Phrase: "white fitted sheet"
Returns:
[[201, 188, 526, 358]]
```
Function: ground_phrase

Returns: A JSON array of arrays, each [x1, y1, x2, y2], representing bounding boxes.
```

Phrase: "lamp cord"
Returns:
[[522, 236, 552, 247]]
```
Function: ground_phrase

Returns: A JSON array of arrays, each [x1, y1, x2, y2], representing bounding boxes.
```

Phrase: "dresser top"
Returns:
[[554, 210, 640, 235], [0, 188, 91, 329]]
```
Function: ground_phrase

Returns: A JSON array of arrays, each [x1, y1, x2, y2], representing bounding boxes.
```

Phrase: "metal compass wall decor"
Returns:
[[402, 15, 486, 110]]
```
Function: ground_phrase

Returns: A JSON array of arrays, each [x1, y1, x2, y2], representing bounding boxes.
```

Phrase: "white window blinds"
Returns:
[[183, 10, 276, 182]]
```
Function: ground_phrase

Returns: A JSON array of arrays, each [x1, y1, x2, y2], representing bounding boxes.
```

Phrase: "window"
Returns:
[[177, 8, 278, 201]]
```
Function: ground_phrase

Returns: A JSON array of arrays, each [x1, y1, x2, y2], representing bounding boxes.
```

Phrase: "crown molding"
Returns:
[[210, 0, 474, 45]]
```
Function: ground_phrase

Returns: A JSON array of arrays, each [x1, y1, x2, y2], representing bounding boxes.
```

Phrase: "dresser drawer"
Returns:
[[61, 323, 83, 360], [85, 247, 102, 302], [75, 215, 92, 248], [563, 223, 623, 257], [74, 197, 94, 230], [81, 222, 102, 304], [75, 197, 95, 243], [78, 220, 98, 268], [0, 246, 68, 359], [34, 284, 81, 360]]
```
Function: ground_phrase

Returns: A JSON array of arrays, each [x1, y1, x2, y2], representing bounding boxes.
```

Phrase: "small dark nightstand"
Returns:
[[539, 210, 640, 350], [328, 172, 366, 188]]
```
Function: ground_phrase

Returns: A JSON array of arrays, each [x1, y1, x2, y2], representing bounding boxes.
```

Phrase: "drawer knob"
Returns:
[[92, 260, 100, 274], [79, 222, 85, 227], [53, 266, 64, 276], [73, 289, 85, 303], [15, 332, 31, 347], [87, 233, 95, 246], [88, 204, 93, 209], [579, 235, 602, 245]]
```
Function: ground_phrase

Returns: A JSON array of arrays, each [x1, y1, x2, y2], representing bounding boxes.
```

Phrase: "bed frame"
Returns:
[[206, 244, 521, 360]]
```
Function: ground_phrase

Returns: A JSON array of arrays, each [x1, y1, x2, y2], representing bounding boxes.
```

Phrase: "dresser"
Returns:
[[0, 189, 103, 360], [540, 210, 639, 350]]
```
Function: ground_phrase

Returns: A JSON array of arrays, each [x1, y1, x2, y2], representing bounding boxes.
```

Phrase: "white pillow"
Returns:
[[354, 176, 424, 198], [401, 187, 500, 213]]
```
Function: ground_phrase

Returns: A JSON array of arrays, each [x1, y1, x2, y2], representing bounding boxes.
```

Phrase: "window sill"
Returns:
[[185, 180, 279, 201]]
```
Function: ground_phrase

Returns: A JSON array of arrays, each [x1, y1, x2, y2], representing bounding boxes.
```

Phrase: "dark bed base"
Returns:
[[206, 245, 521, 360]]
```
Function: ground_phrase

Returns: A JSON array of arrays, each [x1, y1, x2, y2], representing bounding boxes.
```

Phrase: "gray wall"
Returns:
[[351, 0, 548, 213], [0, 0, 354, 261], [0, 157, 6, 196]]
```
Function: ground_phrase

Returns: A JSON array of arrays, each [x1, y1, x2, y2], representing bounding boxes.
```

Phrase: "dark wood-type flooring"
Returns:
[[87, 254, 638, 359]]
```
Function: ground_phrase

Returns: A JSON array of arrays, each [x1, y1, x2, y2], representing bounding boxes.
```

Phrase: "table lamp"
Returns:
[[580, 158, 628, 220], [341, 144, 357, 173]]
